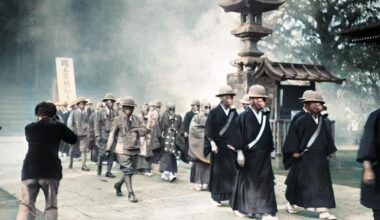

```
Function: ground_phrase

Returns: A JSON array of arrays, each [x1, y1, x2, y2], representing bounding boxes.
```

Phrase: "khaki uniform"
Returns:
[[94, 108, 118, 154], [67, 109, 91, 169], [106, 113, 148, 175], [68, 109, 90, 152]]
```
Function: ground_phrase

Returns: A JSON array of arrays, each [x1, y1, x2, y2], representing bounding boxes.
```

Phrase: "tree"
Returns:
[[260, 0, 380, 144]]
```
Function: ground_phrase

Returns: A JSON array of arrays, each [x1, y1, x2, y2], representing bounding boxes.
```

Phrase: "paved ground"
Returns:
[[0, 136, 374, 220]]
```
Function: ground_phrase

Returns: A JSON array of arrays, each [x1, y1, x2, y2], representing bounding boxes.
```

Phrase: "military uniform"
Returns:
[[95, 93, 118, 177], [67, 97, 91, 170], [106, 97, 148, 202]]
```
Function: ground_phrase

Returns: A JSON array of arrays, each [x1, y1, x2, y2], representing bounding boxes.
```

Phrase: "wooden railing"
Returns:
[[270, 119, 335, 156], [270, 119, 291, 155]]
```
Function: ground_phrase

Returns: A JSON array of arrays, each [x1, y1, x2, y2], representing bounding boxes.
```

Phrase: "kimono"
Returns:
[[283, 108, 308, 169], [230, 108, 277, 215], [357, 109, 380, 210], [205, 104, 239, 202], [188, 112, 211, 185], [283, 113, 337, 208], [158, 111, 182, 173]]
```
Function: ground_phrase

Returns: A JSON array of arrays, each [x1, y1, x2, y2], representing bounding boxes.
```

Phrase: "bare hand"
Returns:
[[211, 142, 218, 154], [363, 168, 375, 185], [237, 150, 245, 168], [293, 152, 301, 158]]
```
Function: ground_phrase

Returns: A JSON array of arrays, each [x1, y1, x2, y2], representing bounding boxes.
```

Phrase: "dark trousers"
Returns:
[[374, 209, 380, 220]]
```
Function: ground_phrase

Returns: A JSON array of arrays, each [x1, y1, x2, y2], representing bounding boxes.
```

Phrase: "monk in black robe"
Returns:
[[357, 109, 380, 220], [283, 91, 337, 219], [230, 85, 277, 220], [283, 90, 313, 170], [205, 85, 239, 206]]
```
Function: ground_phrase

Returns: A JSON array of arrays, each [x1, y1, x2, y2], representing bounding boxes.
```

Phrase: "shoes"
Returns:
[[319, 212, 337, 220], [287, 203, 299, 214], [201, 184, 208, 191], [194, 185, 202, 191], [234, 211, 246, 218], [161, 173, 169, 181], [262, 215, 278, 220], [105, 172, 116, 178], [128, 192, 138, 203], [144, 172, 153, 177], [169, 174, 177, 182], [81, 166, 90, 171], [211, 200, 222, 207], [114, 182, 123, 197]]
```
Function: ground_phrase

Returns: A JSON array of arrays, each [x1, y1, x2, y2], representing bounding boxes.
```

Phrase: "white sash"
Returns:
[[303, 117, 322, 152], [248, 115, 267, 149]]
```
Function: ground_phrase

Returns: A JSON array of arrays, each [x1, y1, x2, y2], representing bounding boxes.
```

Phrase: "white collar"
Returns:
[[312, 115, 319, 124], [250, 106, 262, 124], [106, 107, 112, 115], [220, 104, 230, 116]]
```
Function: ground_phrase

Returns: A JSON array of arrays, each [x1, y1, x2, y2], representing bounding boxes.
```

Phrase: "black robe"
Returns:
[[283, 114, 337, 208], [283, 109, 307, 169], [357, 109, 380, 209], [205, 105, 239, 201], [230, 109, 277, 214], [181, 110, 195, 162]]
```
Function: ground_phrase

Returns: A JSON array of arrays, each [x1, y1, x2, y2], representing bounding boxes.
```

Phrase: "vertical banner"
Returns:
[[55, 57, 77, 103]]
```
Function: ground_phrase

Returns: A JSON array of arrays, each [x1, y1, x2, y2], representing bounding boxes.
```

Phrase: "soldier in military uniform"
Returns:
[[106, 97, 148, 202], [94, 93, 118, 177], [67, 97, 91, 171], [88, 102, 101, 163]]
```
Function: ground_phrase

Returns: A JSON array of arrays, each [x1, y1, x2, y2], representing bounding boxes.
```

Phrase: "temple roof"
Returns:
[[220, 0, 286, 13], [254, 58, 345, 84], [340, 22, 380, 43]]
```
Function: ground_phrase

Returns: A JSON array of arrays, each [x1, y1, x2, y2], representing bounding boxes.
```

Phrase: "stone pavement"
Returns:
[[0, 136, 374, 220]]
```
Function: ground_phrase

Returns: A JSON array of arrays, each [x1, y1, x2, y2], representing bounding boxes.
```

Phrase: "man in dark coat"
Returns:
[[205, 85, 239, 206], [282, 91, 337, 219], [283, 90, 313, 170], [230, 85, 278, 219], [357, 109, 380, 220], [17, 102, 77, 220]]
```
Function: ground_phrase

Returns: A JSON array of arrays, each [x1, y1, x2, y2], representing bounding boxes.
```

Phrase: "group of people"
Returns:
[[201, 85, 338, 220], [16, 85, 380, 220], [52, 93, 214, 202]]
